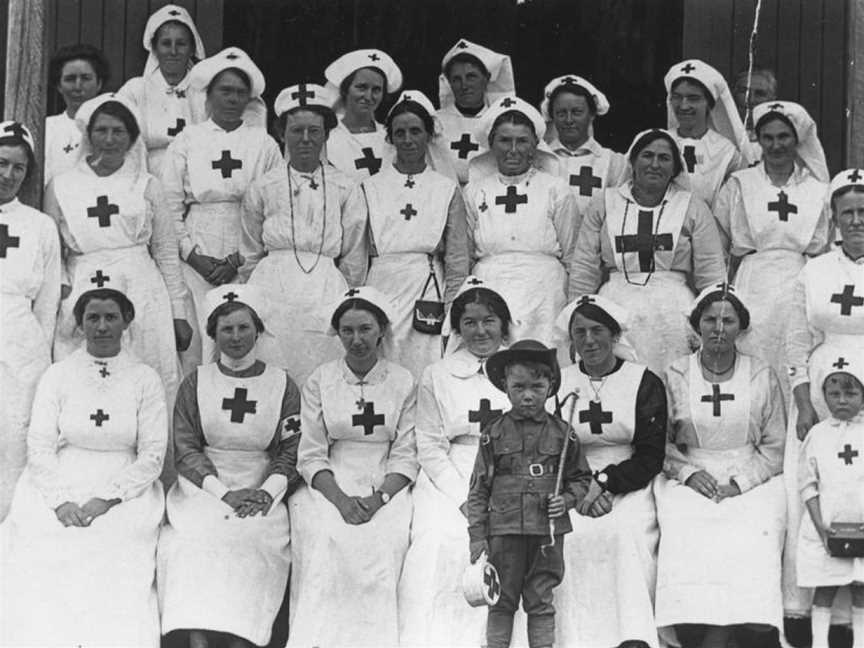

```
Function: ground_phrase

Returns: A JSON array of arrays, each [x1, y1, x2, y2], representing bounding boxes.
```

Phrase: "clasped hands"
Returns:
[[334, 492, 383, 525], [187, 249, 238, 286], [55, 497, 119, 527], [221, 488, 273, 517], [685, 470, 741, 501]]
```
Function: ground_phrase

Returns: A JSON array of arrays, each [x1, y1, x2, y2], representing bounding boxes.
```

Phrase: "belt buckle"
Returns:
[[528, 463, 544, 477]]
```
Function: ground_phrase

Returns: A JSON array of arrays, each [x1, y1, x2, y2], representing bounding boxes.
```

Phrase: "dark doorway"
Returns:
[[223, 0, 683, 154]]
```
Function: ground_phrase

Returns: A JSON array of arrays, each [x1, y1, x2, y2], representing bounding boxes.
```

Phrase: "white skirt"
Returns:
[[474, 252, 567, 348], [157, 448, 290, 645], [735, 248, 804, 404], [367, 252, 443, 381], [0, 297, 51, 521], [248, 249, 347, 386], [600, 271, 696, 377], [0, 449, 164, 647], [555, 478, 660, 648], [287, 441, 413, 648], [797, 508, 864, 588], [655, 449, 785, 634]]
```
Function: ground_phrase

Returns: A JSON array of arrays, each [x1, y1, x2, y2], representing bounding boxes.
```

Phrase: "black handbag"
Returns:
[[827, 522, 864, 558], [413, 256, 445, 335]]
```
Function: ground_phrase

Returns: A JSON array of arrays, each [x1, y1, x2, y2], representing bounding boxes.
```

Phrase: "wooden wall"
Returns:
[[44, 0, 223, 114], [683, 0, 849, 174]]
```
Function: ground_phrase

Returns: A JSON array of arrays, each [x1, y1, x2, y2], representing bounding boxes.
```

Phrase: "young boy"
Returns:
[[798, 354, 864, 648], [466, 339, 595, 648]]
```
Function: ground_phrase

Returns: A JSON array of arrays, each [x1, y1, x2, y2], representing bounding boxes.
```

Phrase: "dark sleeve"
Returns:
[[561, 426, 593, 510], [466, 433, 494, 542], [265, 371, 304, 497], [173, 370, 219, 487], [601, 368, 667, 494]]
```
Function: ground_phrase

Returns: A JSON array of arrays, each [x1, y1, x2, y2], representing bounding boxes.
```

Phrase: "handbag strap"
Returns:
[[419, 254, 442, 301]]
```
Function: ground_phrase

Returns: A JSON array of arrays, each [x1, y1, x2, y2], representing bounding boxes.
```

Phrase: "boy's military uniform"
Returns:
[[467, 408, 592, 648]]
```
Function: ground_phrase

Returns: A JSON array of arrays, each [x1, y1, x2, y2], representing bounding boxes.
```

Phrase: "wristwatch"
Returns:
[[594, 471, 609, 491], [376, 490, 391, 505]]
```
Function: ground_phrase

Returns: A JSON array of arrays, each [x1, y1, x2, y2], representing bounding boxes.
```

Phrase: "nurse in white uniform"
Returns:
[[0, 121, 61, 521], [436, 38, 515, 185], [323, 48, 402, 182], [287, 287, 418, 648], [161, 47, 282, 368]]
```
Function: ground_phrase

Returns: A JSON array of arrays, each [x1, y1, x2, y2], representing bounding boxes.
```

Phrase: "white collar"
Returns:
[[220, 348, 257, 371]]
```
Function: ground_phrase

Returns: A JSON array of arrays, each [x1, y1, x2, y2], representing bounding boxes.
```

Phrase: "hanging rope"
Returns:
[[742, 0, 765, 134]]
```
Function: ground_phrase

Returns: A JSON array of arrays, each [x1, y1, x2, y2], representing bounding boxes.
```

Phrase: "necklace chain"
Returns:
[[288, 162, 327, 275]]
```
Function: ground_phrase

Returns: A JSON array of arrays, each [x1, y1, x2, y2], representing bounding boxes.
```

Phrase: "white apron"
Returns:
[[365, 165, 455, 378], [437, 104, 488, 185], [52, 166, 180, 398], [783, 252, 864, 617], [0, 202, 57, 520], [288, 361, 414, 648], [555, 145, 614, 214], [671, 128, 738, 208], [555, 361, 661, 647], [469, 170, 573, 346], [796, 417, 864, 587], [733, 167, 825, 401], [600, 187, 694, 376], [325, 121, 392, 182], [158, 363, 291, 645], [656, 355, 785, 636]]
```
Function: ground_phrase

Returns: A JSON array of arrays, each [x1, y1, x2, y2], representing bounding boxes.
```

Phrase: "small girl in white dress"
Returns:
[[798, 352, 864, 648]]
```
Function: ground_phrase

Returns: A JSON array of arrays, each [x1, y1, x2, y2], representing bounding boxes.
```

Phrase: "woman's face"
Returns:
[[758, 118, 797, 168], [0, 144, 29, 204], [214, 307, 258, 359], [57, 58, 102, 113], [835, 190, 864, 254], [491, 121, 537, 176], [154, 22, 194, 80], [82, 298, 128, 357], [670, 80, 710, 133], [284, 109, 327, 167], [89, 112, 133, 166], [698, 300, 741, 354], [569, 312, 617, 369], [391, 112, 429, 167], [208, 70, 251, 126], [551, 92, 593, 148], [459, 302, 504, 359], [338, 307, 383, 364], [631, 138, 676, 193], [344, 68, 385, 120], [447, 61, 488, 110]]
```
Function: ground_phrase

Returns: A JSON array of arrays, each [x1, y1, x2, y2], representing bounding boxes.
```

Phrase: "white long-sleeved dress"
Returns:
[[0, 198, 60, 520], [0, 349, 167, 647], [288, 357, 418, 648]]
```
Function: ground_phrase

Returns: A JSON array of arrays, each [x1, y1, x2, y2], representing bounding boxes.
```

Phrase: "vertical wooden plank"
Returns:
[[753, 0, 780, 78], [54, 0, 81, 47], [798, 0, 823, 124], [102, 0, 126, 91], [849, 0, 864, 167], [821, 0, 848, 174], [79, 0, 104, 47], [0, 0, 8, 117], [124, 0, 150, 83], [4, 0, 48, 206], [774, 0, 800, 99], [683, 0, 735, 65], [730, 0, 756, 79], [195, 0, 224, 56]]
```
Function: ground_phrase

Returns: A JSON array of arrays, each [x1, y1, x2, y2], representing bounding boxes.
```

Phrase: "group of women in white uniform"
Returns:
[[1, 3, 864, 648]]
